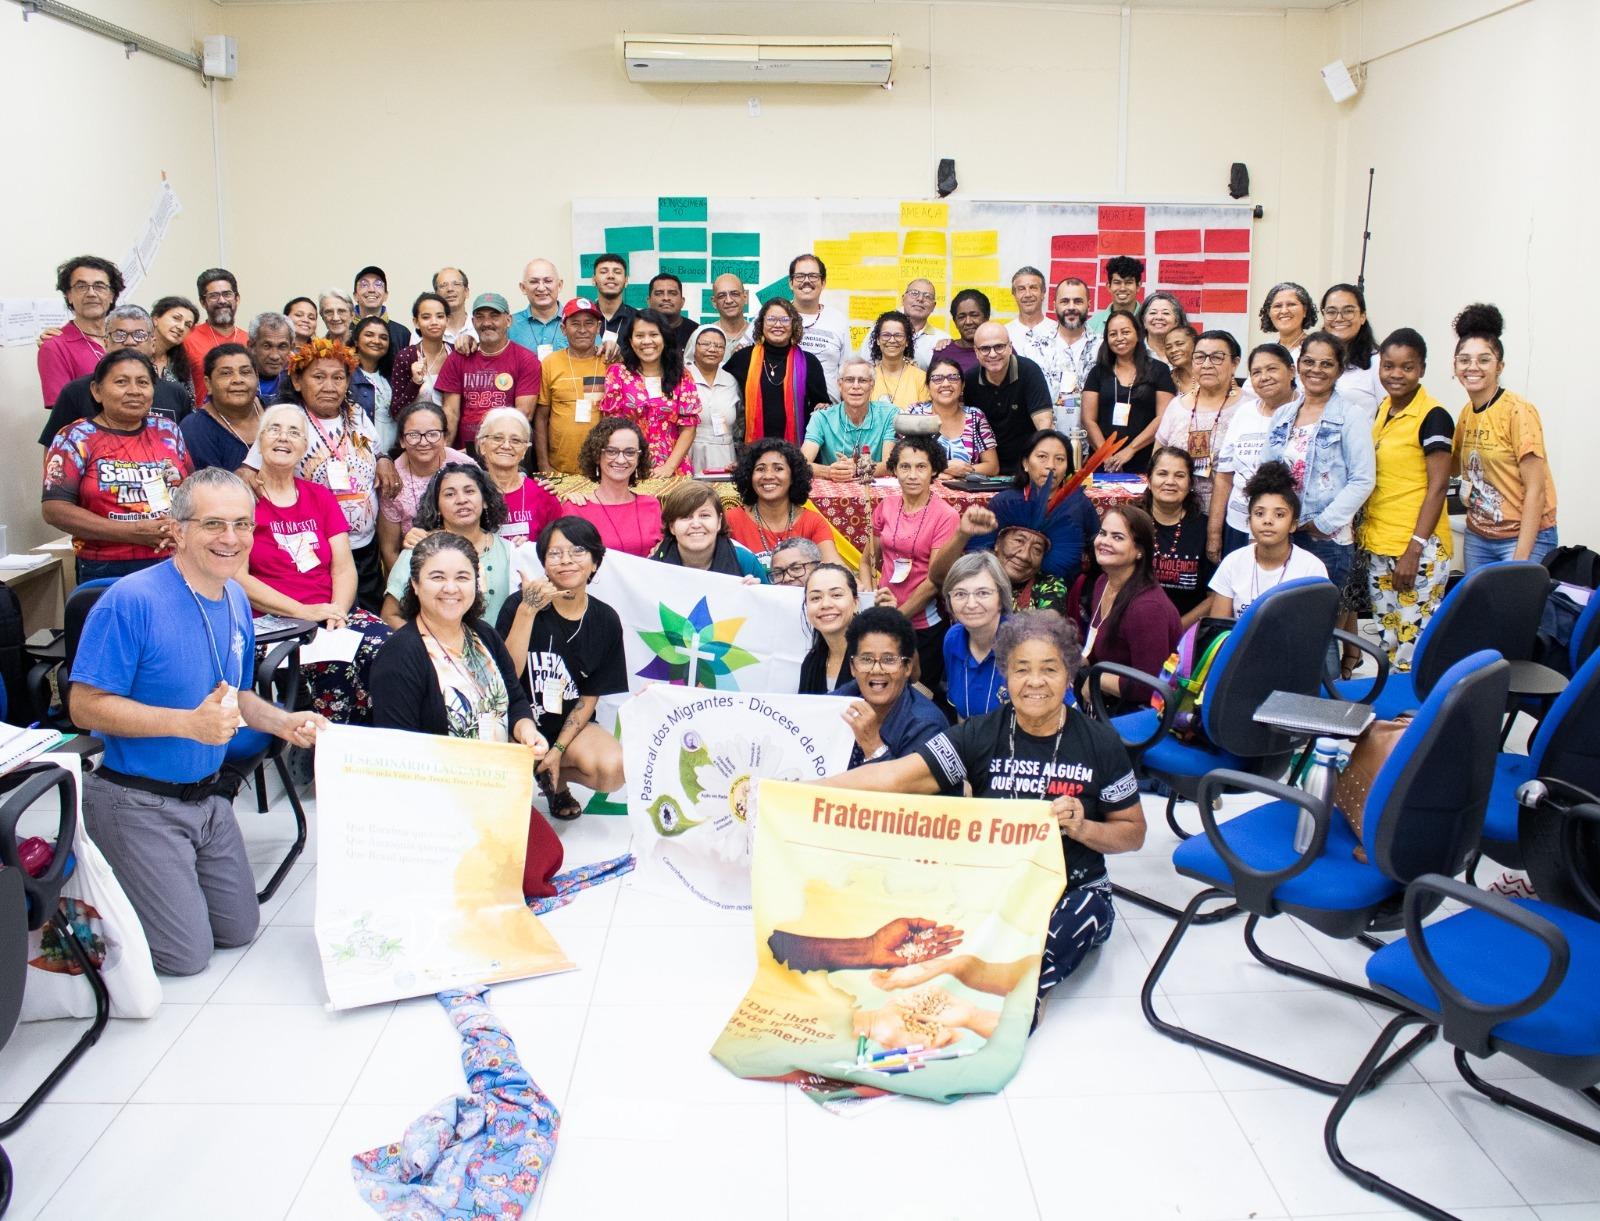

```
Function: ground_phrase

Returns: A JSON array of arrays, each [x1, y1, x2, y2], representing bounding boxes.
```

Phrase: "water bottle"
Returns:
[[1056, 390, 1081, 436], [1296, 737, 1340, 853]]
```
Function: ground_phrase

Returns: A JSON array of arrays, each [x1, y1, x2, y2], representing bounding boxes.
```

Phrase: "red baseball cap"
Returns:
[[562, 298, 602, 321]]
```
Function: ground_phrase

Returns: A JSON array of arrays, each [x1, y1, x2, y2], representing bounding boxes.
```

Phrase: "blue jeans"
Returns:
[[1462, 526, 1559, 571], [1221, 524, 1251, 559], [1294, 531, 1354, 591], [75, 556, 161, 584]]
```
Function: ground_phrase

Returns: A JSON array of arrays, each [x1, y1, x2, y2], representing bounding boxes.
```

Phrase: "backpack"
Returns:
[[1150, 617, 1232, 741], [0, 583, 35, 725], [1544, 545, 1600, 591]]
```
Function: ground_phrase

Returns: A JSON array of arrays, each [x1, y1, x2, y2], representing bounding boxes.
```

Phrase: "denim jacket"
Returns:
[[1260, 391, 1376, 535]]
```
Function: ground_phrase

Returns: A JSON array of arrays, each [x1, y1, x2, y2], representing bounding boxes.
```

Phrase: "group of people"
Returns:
[[31, 246, 1562, 1017]]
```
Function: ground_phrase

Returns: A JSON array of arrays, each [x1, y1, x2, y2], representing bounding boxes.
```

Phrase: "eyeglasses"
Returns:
[[772, 560, 818, 582], [713, 291, 745, 302], [789, 273, 822, 285], [928, 373, 962, 385], [904, 290, 935, 303], [839, 375, 873, 385], [544, 546, 591, 563], [976, 343, 1010, 356], [949, 587, 998, 604], [182, 517, 255, 535], [1454, 354, 1499, 368], [763, 317, 793, 328], [1299, 358, 1339, 371], [262, 423, 305, 439], [203, 291, 236, 303], [1322, 306, 1361, 320], [478, 433, 528, 449], [853, 654, 908, 672], [70, 281, 112, 295], [356, 277, 386, 291], [602, 446, 640, 461], [1192, 352, 1231, 365], [404, 428, 446, 444], [110, 329, 152, 344]]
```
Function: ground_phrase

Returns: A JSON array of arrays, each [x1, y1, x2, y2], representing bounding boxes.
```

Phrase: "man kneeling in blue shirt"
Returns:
[[72, 468, 328, 975]]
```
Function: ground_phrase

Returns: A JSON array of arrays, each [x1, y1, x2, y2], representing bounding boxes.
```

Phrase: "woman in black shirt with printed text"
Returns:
[[1140, 445, 1215, 628]]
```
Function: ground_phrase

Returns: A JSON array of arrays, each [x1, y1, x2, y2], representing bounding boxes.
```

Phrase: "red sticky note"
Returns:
[[1201, 288, 1249, 313], [1171, 289, 1203, 313], [1205, 228, 1251, 253], [1155, 229, 1202, 254], [1097, 230, 1146, 255], [1050, 234, 1097, 258], [1051, 260, 1098, 286], [1188, 318, 1204, 333], [1159, 260, 1205, 286], [1204, 258, 1251, 283], [1099, 205, 1145, 230], [1096, 286, 1112, 309]]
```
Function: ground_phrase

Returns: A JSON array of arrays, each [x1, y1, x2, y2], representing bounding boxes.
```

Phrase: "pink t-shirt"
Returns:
[[498, 475, 563, 548], [571, 495, 663, 558], [872, 494, 960, 628], [435, 344, 542, 449], [379, 447, 475, 531], [249, 478, 350, 605]]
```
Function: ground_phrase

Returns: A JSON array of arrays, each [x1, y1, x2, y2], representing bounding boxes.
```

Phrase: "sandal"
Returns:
[[538, 770, 583, 821]]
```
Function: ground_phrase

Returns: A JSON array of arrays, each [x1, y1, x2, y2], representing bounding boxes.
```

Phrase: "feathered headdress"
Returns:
[[975, 434, 1129, 577], [287, 336, 357, 374]]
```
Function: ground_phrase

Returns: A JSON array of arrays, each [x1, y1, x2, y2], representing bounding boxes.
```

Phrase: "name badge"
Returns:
[[292, 539, 319, 573], [542, 679, 565, 715], [479, 713, 503, 742], [890, 557, 912, 584], [1112, 397, 1131, 427], [143, 474, 172, 513], [711, 413, 727, 437], [323, 458, 353, 492], [574, 396, 594, 424], [537, 344, 553, 361], [603, 330, 619, 348]]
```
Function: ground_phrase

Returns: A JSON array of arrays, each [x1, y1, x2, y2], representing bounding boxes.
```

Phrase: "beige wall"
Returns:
[[1331, 0, 1595, 538], [0, 0, 219, 552]]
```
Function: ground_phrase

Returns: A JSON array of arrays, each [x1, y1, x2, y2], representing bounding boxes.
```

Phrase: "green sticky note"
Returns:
[[660, 257, 708, 282], [603, 225, 655, 254], [711, 258, 759, 282], [580, 252, 624, 278], [659, 227, 708, 253], [700, 289, 718, 313], [658, 196, 708, 223], [576, 285, 599, 301], [756, 276, 791, 305], [623, 283, 649, 310], [712, 232, 760, 257]]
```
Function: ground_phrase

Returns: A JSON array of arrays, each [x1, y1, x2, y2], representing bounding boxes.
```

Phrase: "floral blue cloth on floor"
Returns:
[[527, 852, 636, 916], [351, 987, 559, 1219]]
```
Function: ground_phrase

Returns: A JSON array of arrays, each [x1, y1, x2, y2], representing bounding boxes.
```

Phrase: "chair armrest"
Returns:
[[1194, 768, 1332, 914], [1399, 873, 1570, 1059], [1323, 628, 1391, 704], [1082, 662, 1178, 757], [1516, 777, 1600, 826], [0, 763, 78, 928], [255, 622, 314, 707]]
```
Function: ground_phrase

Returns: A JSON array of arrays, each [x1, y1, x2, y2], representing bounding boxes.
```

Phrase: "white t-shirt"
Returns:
[[798, 304, 851, 399], [1213, 401, 1283, 532], [1209, 543, 1328, 616], [1335, 355, 1382, 420]]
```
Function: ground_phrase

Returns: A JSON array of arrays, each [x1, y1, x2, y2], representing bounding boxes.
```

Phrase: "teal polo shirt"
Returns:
[[508, 309, 568, 356], [802, 400, 899, 464]]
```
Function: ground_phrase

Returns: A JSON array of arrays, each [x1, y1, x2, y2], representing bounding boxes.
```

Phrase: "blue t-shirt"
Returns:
[[179, 410, 249, 473], [508, 310, 569, 356], [73, 560, 255, 783], [943, 623, 1005, 720]]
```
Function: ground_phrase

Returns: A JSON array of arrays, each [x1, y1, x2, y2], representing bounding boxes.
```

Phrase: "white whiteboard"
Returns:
[[572, 197, 1256, 349]]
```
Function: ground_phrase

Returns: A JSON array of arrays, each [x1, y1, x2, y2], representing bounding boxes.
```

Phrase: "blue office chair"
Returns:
[[1089, 578, 1342, 920], [1567, 591, 1600, 674], [1326, 871, 1600, 1219], [1141, 650, 1510, 1094], [1334, 560, 1550, 719], [1479, 646, 1600, 872]]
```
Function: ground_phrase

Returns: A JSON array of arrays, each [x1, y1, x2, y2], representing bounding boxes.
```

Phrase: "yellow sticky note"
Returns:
[[850, 325, 872, 351], [851, 231, 899, 258], [899, 256, 946, 283], [849, 294, 900, 321], [900, 201, 949, 227], [814, 239, 861, 265], [954, 256, 1000, 283], [903, 230, 948, 256], [952, 230, 999, 258], [926, 313, 950, 334]]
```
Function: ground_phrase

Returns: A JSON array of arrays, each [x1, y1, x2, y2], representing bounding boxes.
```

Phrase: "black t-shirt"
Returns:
[[38, 375, 191, 447], [722, 345, 831, 441], [497, 595, 628, 740], [963, 356, 1052, 475], [1152, 507, 1214, 615], [916, 706, 1138, 886], [1082, 361, 1177, 474]]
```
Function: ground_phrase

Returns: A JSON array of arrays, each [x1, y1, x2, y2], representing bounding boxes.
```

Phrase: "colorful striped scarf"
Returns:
[[742, 342, 809, 444]]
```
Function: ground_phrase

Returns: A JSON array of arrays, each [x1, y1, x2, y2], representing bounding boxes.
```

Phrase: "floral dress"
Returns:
[[599, 364, 701, 475], [423, 625, 510, 741]]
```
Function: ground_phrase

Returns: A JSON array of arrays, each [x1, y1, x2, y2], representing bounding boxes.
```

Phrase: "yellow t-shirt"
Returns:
[[1362, 387, 1454, 558], [1452, 389, 1558, 540], [871, 363, 928, 410], [536, 350, 610, 474]]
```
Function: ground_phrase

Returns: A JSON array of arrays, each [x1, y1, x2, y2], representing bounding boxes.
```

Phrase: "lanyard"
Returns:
[[421, 620, 486, 706], [302, 405, 349, 462], [182, 574, 240, 690]]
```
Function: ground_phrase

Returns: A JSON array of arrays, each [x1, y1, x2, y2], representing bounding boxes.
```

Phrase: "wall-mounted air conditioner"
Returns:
[[619, 34, 896, 86]]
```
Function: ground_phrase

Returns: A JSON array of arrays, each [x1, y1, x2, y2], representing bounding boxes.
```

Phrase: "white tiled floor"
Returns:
[[2, 751, 1597, 1221]]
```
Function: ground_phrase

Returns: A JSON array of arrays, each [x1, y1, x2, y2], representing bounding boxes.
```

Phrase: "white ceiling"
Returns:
[[209, 0, 1340, 9]]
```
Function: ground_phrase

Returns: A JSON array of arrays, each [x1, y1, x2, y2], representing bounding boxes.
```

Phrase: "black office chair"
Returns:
[[25, 578, 116, 741], [0, 864, 27, 1217]]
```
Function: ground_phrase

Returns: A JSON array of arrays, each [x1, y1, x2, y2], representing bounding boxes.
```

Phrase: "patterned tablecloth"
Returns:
[[541, 474, 1144, 554]]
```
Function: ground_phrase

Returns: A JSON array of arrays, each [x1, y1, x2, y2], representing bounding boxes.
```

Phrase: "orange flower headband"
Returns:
[[287, 336, 357, 375]]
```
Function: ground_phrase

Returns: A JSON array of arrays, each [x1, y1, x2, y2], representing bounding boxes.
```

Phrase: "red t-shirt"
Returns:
[[497, 475, 563, 549], [181, 323, 250, 403], [435, 344, 542, 449], [249, 479, 350, 605], [725, 505, 835, 564], [42, 417, 191, 562]]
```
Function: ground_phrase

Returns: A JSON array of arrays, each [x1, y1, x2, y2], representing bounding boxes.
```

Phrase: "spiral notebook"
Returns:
[[0, 722, 64, 776]]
